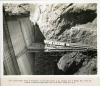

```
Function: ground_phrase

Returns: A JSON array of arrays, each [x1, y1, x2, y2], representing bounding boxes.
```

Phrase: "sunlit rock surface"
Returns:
[[37, 4, 97, 47]]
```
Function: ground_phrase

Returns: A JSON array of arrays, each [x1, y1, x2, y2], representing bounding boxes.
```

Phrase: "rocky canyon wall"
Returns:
[[33, 3, 97, 74]]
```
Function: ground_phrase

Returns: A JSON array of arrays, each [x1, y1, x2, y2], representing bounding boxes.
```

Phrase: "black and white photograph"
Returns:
[[3, 3, 97, 75]]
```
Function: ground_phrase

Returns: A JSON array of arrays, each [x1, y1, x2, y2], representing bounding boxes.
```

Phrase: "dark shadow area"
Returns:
[[54, 58, 85, 75], [64, 59, 85, 75], [61, 10, 97, 25], [33, 23, 45, 43], [82, 50, 97, 57], [56, 10, 97, 36], [56, 24, 71, 36]]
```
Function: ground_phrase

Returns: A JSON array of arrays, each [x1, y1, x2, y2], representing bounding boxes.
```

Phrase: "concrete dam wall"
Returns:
[[3, 14, 36, 75]]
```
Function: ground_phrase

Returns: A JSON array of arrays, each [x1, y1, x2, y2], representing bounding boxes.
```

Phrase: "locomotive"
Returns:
[[44, 40, 69, 47]]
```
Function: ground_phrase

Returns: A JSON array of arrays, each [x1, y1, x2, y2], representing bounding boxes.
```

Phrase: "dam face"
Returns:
[[4, 13, 36, 75], [4, 13, 61, 75]]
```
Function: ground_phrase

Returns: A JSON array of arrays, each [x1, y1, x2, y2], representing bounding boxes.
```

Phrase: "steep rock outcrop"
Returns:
[[57, 51, 97, 74], [36, 3, 97, 47], [35, 3, 97, 74]]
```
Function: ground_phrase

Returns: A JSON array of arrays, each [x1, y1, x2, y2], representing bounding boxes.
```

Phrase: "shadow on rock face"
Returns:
[[60, 9, 97, 26], [56, 51, 97, 75], [33, 23, 45, 43]]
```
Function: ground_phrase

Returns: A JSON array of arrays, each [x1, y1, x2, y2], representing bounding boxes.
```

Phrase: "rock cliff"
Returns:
[[35, 3, 97, 74]]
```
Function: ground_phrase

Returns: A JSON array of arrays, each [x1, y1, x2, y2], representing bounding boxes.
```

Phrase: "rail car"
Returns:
[[44, 40, 94, 50], [69, 43, 94, 49]]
